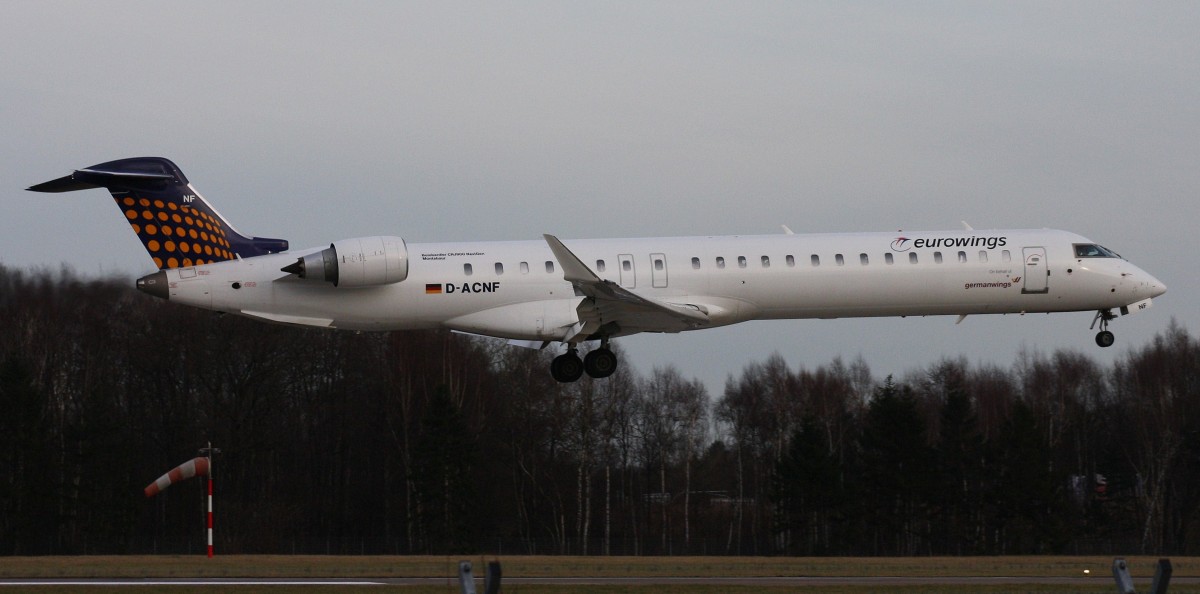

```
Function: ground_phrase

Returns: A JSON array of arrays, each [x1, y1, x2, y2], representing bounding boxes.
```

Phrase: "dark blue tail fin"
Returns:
[[28, 157, 288, 269]]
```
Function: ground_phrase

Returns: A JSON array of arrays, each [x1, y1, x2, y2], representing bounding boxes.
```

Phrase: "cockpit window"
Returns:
[[1074, 244, 1121, 258]]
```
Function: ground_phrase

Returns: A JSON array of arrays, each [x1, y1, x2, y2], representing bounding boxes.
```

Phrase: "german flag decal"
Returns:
[[425, 284, 442, 294]]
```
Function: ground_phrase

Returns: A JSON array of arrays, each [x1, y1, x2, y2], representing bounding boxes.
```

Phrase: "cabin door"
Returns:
[[1022, 247, 1049, 294]]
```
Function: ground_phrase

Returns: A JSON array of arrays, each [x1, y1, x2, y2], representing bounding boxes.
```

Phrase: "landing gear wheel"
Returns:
[[551, 352, 584, 383], [584, 348, 618, 378], [1090, 309, 1117, 349]]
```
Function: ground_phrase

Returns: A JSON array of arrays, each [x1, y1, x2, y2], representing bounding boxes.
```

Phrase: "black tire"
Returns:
[[584, 348, 618, 378], [1095, 330, 1115, 348], [551, 352, 584, 382]]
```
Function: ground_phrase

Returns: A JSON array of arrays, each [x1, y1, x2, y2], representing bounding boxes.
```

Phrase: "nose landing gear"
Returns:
[[1091, 309, 1116, 348]]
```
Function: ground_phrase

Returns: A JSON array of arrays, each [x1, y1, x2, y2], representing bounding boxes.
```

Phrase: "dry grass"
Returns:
[[0, 554, 1194, 579], [0, 587, 1129, 594]]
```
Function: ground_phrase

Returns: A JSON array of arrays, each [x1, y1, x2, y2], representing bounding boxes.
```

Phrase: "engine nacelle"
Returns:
[[281, 236, 408, 287]]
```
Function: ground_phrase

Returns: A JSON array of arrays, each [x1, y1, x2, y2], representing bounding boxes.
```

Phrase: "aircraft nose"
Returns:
[[1133, 267, 1166, 299], [1149, 276, 1167, 298]]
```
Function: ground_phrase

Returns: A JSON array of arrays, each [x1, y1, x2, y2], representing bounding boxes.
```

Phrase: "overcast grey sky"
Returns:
[[3, 2, 1196, 394]]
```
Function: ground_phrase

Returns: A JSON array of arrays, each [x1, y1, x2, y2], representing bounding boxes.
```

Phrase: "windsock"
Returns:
[[145, 457, 210, 498]]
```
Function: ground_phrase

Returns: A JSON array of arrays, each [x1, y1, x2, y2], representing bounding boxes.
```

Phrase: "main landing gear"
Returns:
[[1091, 309, 1116, 348], [550, 341, 618, 383]]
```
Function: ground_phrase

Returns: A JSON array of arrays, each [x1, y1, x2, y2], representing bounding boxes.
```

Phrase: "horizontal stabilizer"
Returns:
[[28, 169, 176, 193]]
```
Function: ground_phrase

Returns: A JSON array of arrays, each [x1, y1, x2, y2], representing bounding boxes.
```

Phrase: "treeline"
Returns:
[[0, 265, 1198, 556]]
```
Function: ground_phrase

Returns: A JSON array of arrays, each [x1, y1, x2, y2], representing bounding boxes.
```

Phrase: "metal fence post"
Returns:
[[458, 561, 476, 594], [1112, 558, 1136, 594], [484, 561, 502, 594], [1150, 558, 1172, 594]]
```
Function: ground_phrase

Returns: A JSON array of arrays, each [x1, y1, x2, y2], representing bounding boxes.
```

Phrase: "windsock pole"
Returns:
[[206, 474, 213, 558], [144, 444, 219, 557], [198, 442, 220, 558]]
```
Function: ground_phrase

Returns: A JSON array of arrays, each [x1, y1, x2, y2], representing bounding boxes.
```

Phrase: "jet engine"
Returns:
[[281, 236, 408, 287]]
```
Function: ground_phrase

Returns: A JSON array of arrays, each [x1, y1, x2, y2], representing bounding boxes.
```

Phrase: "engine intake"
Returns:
[[281, 236, 408, 287]]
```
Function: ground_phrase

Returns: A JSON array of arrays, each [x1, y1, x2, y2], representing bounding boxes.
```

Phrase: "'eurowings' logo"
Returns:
[[890, 235, 1008, 252]]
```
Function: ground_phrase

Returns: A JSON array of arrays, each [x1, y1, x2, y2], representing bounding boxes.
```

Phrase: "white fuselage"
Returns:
[[160, 228, 1165, 342]]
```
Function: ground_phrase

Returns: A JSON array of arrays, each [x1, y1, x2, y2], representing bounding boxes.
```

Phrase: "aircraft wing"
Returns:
[[544, 234, 711, 338]]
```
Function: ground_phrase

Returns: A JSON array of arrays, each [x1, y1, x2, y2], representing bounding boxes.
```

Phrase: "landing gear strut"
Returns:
[[1091, 309, 1116, 348], [550, 341, 619, 383]]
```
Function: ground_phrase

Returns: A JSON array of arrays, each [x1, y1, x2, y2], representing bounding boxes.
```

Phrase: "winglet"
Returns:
[[543, 234, 601, 284], [543, 234, 710, 332]]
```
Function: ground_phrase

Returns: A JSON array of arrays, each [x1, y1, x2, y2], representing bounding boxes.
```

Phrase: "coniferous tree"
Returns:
[[0, 353, 54, 554], [773, 414, 843, 554], [932, 383, 985, 554], [991, 400, 1074, 553], [858, 377, 933, 555], [411, 385, 479, 553]]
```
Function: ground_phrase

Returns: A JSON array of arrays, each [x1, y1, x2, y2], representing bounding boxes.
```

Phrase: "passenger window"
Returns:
[[978, 250, 988, 263], [1002, 250, 1011, 263], [654, 258, 664, 271], [909, 252, 918, 264], [786, 255, 795, 267], [885, 253, 894, 265], [761, 256, 770, 268], [520, 261, 529, 274], [958, 251, 967, 263], [623, 260, 632, 271], [835, 254, 845, 266], [464, 263, 473, 276], [738, 256, 747, 268], [716, 257, 725, 269], [545, 261, 555, 273], [691, 257, 700, 270], [495, 263, 504, 275], [597, 260, 606, 272], [934, 252, 943, 264], [860, 253, 869, 265], [811, 255, 820, 267]]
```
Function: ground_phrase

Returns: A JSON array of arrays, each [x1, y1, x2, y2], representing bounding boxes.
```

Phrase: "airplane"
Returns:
[[28, 157, 1166, 382]]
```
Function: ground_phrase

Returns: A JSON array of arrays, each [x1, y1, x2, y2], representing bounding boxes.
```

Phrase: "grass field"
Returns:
[[1, 555, 1195, 593], [2, 554, 1196, 578]]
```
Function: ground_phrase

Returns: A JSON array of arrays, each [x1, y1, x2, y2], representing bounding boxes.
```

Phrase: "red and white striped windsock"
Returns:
[[144, 457, 210, 498]]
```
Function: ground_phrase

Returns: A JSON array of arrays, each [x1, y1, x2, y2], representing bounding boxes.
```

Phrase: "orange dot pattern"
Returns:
[[111, 192, 237, 270]]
